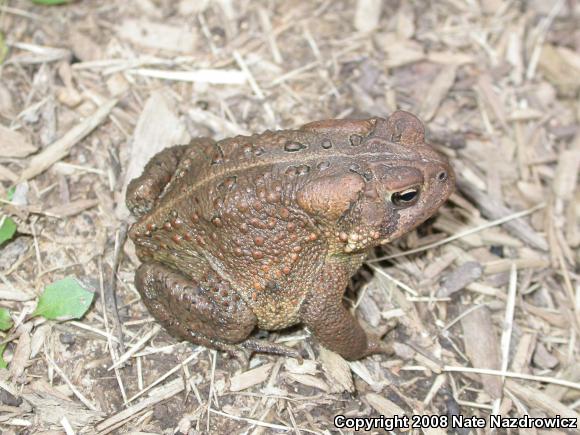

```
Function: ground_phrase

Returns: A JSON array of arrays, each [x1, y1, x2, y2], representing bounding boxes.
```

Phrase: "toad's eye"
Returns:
[[390, 187, 420, 207]]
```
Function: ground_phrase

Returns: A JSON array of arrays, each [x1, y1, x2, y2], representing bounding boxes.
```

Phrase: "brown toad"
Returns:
[[126, 111, 455, 362]]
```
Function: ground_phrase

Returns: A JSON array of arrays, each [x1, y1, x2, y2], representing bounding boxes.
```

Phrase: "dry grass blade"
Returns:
[[499, 264, 518, 381], [126, 68, 247, 84]]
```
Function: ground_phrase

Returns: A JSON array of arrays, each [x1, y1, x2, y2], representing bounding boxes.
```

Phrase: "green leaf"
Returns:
[[0, 344, 7, 369], [0, 216, 17, 245], [0, 308, 12, 331], [32, 277, 94, 321], [6, 186, 16, 201], [31, 0, 74, 4]]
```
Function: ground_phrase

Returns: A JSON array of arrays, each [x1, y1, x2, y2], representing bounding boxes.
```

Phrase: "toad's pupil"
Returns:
[[437, 171, 447, 181], [392, 189, 419, 206], [399, 191, 417, 201]]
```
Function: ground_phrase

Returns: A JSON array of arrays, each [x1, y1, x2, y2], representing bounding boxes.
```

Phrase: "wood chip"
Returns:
[[229, 363, 274, 392], [286, 373, 329, 392], [437, 261, 483, 297], [510, 333, 536, 373], [354, 0, 382, 32], [0, 125, 37, 158], [365, 393, 408, 428], [476, 74, 508, 131], [460, 306, 502, 399], [319, 346, 354, 393], [423, 250, 458, 280], [283, 358, 317, 375], [483, 258, 550, 274], [70, 30, 103, 62], [396, 3, 415, 39], [7, 42, 70, 65], [553, 147, 580, 200], [544, 363, 580, 401], [419, 65, 457, 121], [532, 342, 559, 369], [117, 19, 196, 53], [0, 83, 14, 116], [374, 33, 425, 68], [9, 323, 32, 380], [427, 51, 474, 65]]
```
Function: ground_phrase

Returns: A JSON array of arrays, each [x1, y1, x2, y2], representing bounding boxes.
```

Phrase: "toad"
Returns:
[[126, 111, 454, 362]]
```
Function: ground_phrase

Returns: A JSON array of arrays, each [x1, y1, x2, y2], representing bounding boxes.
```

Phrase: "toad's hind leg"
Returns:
[[126, 139, 215, 217], [126, 145, 189, 217], [135, 263, 300, 364]]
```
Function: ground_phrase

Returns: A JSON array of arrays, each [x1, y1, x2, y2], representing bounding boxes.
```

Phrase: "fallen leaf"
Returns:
[[32, 277, 94, 321]]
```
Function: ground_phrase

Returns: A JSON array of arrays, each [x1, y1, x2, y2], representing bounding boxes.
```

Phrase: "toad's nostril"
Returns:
[[437, 171, 447, 182]]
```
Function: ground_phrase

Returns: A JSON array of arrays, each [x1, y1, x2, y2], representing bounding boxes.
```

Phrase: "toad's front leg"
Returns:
[[299, 263, 393, 360]]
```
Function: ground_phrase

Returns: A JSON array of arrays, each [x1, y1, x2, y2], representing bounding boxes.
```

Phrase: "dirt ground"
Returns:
[[0, 0, 579, 434]]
